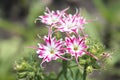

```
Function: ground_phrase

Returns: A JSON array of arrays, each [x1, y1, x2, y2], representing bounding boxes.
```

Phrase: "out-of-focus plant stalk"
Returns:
[[83, 63, 87, 80]]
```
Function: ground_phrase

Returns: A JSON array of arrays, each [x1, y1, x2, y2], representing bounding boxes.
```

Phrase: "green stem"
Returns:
[[56, 70, 63, 80], [83, 63, 87, 80], [63, 60, 68, 80], [56, 60, 67, 80]]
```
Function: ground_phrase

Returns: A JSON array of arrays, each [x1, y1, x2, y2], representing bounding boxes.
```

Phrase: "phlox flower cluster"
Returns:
[[36, 7, 97, 67]]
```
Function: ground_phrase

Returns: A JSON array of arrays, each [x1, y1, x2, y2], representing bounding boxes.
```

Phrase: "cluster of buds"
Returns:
[[35, 7, 98, 67]]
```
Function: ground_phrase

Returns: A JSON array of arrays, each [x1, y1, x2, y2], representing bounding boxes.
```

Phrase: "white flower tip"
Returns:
[[62, 6, 70, 13], [37, 43, 40, 46], [45, 7, 51, 13], [34, 19, 37, 23], [40, 63, 45, 68], [40, 59, 46, 68], [75, 8, 79, 14], [34, 18, 40, 23], [36, 50, 40, 54]]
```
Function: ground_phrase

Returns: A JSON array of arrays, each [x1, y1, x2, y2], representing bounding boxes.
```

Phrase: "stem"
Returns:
[[55, 54, 72, 61], [83, 63, 87, 80], [63, 59, 68, 80], [56, 59, 68, 80], [56, 70, 63, 80]]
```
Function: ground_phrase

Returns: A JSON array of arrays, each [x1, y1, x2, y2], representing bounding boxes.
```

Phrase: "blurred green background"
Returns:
[[0, 0, 120, 80]]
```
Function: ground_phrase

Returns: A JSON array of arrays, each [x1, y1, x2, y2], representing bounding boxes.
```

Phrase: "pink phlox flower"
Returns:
[[57, 13, 87, 33], [38, 7, 69, 26], [65, 35, 98, 64], [57, 14, 78, 33], [65, 35, 87, 57], [36, 35, 64, 67], [76, 16, 87, 30]]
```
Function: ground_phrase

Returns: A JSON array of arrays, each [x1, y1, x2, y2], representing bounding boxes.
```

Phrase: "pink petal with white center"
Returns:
[[65, 35, 87, 57], [38, 7, 69, 26], [57, 12, 87, 33], [36, 35, 66, 67]]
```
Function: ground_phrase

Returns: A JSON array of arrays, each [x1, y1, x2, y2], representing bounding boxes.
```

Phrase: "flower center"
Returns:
[[50, 49, 55, 54], [51, 19, 56, 22], [67, 23, 73, 29], [74, 46, 78, 51], [51, 16, 58, 23]]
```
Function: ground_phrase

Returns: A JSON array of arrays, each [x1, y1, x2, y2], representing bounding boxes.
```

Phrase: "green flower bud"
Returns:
[[79, 59, 86, 65], [14, 61, 33, 72], [17, 72, 27, 78], [28, 72, 35, 78], [86, 38, 105, 57], [14, 61, 25, 71], [87, 66, 93, 73]]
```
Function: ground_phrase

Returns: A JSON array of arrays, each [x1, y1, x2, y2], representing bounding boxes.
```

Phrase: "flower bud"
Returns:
[[17, 72, 27, 78], [14, 61, 32, 72], [87, 66, 93, 73], [28, 72, 35, 78]]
